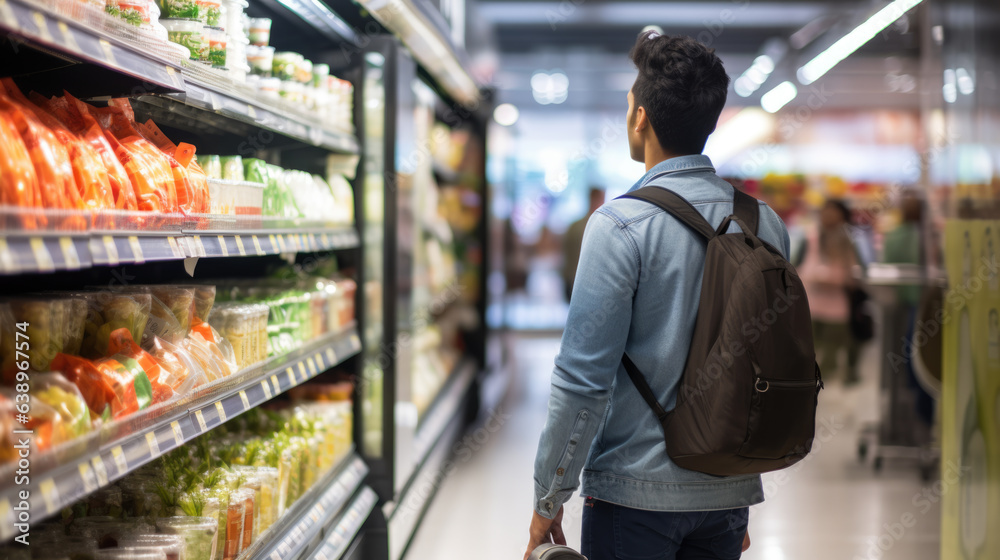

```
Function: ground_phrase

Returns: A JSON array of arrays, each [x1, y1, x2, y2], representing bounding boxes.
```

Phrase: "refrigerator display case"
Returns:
[[355, 36, 490, 560]]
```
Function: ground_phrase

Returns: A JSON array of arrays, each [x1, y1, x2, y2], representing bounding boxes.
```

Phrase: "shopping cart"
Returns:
[[856, 263, 942, 481]]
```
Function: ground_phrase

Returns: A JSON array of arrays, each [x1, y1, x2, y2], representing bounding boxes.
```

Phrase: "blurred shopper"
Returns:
[[562, 187, 606, 302], [882, 193, 934, 427], [798, 200, 862, 384], [525, 32, 792, 560]]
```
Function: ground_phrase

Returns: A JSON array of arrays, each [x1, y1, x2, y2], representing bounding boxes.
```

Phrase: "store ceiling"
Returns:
[[472, 0, 925, 111]]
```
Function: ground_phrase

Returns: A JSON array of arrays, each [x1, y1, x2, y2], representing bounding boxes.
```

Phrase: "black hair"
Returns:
[[628, 32, 730, 155], [825, 199, 852, 224]]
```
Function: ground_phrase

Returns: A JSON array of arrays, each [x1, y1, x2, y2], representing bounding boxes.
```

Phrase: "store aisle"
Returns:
[[408, 335, 940, 559]]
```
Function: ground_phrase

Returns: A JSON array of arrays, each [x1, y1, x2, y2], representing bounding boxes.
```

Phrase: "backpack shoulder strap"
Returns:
[[619, 187, 716, 240], [733, 188, 760, 236], [622, 353, 668, 421]]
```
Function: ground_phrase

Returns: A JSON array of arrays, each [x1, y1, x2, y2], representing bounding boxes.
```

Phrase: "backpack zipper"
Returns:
[[754, 377, 821, 393]]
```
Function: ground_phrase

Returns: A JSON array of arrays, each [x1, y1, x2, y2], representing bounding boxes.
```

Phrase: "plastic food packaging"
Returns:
[[246, 45, 274, 76], [80, 292, 152, 359], [31, 373, 92, 449], [258, 77, 280, 99], [219, 156, 243, 182], [248, 18, 270, 46], [196, 154, 222, 180], [106, 0, 159, 27], [206, 26, 227, 67], [271, 52, 298, 81], [136, 120, 209, 215], [149, 336, 205, 394], [162, 18, 204, 61], [118, 535, 187, 560], [145, 286, 196, 344], [156, 517, 218, 560], [195, 0, 221, 26], [158, 0, 199, 19], [0, 100, 39, 209], [32, 536, 99, 560], [94, 549, 166, 560], [70, 517, 154, 548]]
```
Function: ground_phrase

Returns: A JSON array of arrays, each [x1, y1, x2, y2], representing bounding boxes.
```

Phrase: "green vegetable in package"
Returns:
[[81, 293, 151, 358], [159, 0, 200, 19]]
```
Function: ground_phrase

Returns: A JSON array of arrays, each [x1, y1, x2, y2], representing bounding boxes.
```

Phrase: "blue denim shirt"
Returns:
[[533, 155, 791, 518]]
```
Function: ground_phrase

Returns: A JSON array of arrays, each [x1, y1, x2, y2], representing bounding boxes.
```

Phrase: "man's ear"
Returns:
[[634, 106, 648, 133]]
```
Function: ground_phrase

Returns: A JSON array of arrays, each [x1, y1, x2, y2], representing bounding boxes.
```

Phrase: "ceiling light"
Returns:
[[734, 77, 755, 98], [943, 69, 957, 103], [493, 103, 520, 126], [761, 81, 797, 113], [956, 68, 975, 95], [531, 71, 569, 105], [753, 55, 775, 74], [797, 0, 923, 85]]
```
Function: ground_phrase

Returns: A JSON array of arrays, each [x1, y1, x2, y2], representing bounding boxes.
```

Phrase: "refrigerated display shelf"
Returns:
[[0, 228, 360, 274], [309, 487, 378, 560], [0, 0, 184, 92], [245, 454, 370, 560], [0, 325, 363, 540]]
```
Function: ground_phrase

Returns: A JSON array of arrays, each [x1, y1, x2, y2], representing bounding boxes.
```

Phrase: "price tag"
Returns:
[[59, 237, 80, 269], [275, 235, 287, 253], [247, 104, 257, 120], [98, 38, 116, 65], [326, 348, 336, 364], [0, 0, 15, 26], [350, 333, 361, 349], [314, 353, 325, 370], [32, 11, 52, 42], [271, 375, 280, 394], [307, 357, 318, 375], [111, 446, 128, 475], [269, 235, 279, 252], [270, 551, 282, 560], [215, 401, 227, 423], [79, 462, 97, 494], [0, 499, 11, 529], [30, 237, 54, 272], [252, 235, 264, 255], [57, 20, 80, 53], [128, 235, 146, 264], [167, 236, 184, 258], [91, 456, 109, 486], [286, 367, 296, 386], [261, 380, 272, 400], [218, 235, 229, 257], [192, 235, 207, 257], [39, 479, 58, 514], [145, 432, 160, 456], [239, 390, 250, 410], [170, 421, 184, 446], [194, 409, 208, 432], [165, 66, 176, 77], [235, 235, 246, 256], [297, 362, 308, 380], [0, 238, 16, 273]]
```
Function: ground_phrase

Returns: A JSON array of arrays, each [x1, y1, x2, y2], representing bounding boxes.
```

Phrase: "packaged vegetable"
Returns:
[[195, 0, 220, 26], [155, 517, 218, 560], [158, 0, 199, 19], [31, 373, 92, 448], [49, 93, 138, 210], [149, 336, 205, 394], [161, 18, 204, 60], [138, 120, 209, 214], [81, 292, 152, 359], [197, 155, 222, 179], [117, 535, 186, 560], [0, 100, 39, 209], [219, 156, 243, 182], [0, 298, 78, 377]]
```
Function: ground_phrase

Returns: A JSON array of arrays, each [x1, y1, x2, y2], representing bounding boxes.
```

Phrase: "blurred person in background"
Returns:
[[524, 32, 792, 560], [882, 193, 934, 428], [562, 187, 605, 302], [798, 199, 862, 384]]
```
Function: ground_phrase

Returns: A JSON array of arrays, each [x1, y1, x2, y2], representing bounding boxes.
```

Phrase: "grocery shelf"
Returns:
[[0, 0, 184, 93], [0, 325, 363, 540], [243, 453, 370, 560], [0, 225, 360, 274], [308, 487, 378, 560]]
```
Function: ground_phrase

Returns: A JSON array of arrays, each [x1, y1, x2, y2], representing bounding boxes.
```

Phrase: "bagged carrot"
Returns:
[[52, 93, 138, 211], [0, 101, 39, 209], [140, 120, 209, 214]]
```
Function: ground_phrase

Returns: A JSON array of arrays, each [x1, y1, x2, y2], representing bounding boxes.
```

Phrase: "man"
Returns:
[[524, 32, 790, 560], [563, 187, 606, 302]]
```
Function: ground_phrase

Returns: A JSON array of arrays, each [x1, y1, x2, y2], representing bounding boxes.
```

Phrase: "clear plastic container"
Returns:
[[279, 80, 303, 103], [206, 27, 227, 67], [195, 0, 221, 26], [246, 45, 274, 76], [156, 516, 218, 560], [312, 63, 329, 89], [259, 77, 280, 99], [248, 18, 271, 46], [271, 52, 299, 81], [118, 535, 186, 560], [94, 549, 165, 560], [161, 18, 203, 61]]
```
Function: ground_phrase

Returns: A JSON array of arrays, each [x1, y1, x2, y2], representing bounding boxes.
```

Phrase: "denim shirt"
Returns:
[[533, 155, 791, 518]]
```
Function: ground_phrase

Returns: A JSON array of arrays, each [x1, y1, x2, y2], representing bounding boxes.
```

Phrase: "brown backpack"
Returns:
[[620, 186, 822, 476]]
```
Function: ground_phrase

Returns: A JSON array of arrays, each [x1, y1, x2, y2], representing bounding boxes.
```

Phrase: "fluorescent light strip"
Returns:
[[760, 81, 797, 113], [797, 0, 923, 85]]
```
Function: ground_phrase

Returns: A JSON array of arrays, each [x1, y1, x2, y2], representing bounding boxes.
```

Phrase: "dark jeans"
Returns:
[[581, 497, 749, 560]]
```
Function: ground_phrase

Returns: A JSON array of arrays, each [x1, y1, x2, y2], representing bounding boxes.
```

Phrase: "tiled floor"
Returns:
[[408, 335, 941, 559]]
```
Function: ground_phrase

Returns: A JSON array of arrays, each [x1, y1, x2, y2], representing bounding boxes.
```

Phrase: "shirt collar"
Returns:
[[628, 154, 716, 192]]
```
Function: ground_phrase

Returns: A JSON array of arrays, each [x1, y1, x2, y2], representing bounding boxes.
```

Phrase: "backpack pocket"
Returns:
[[739, 364, 819, 461]]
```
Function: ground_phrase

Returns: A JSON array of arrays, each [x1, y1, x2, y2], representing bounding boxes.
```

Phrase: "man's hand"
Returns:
[[523, 507, 566, 560], [742, 530, 751, 552]]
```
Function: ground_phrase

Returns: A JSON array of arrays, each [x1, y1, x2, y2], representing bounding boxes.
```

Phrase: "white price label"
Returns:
[[321, 233, 331, 247], [261, 380, 272, 400], [252, 235, 264, 255], [171, 421, 184, 446], [111, 446, 128, 475], [0, 238, 15, 273], [30, 238, 54, 272], [269, 235, 279, 253], [98, 38, 116, 65], [145, 432, 160, 456], [59, 237, 80, 269], [286, 367, 297, 386], [239, 390, 250, 410], [167, 236, 184, 258], [100, 235, 118, 266], [326, 348, 336, 364], [218, 235, 229, 256], [235, 235, 247, 256], [270, 375, 280, 395], [91, 456, 109, 486], [275, 234, 287, 253], [79, 462, 97, 494], [194, 409, 208, 432], [193, 235, 207, 257], [0, 0, 15, 26], [128, 235, 144, 263], [31, 12, 52, 43], [39, 479, 58, 514], [215, 401, 227, 423], [307, 357, 318, 375]]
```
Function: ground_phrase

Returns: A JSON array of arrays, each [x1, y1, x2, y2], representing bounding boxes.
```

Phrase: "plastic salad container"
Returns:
[[117, 535, 187, 560], [248, 17, 271, 46], [206, 27, 227, 67], [94, 550, 166, 560], [161, 19, 203, 60], [246, 45, 274, 76], [156, 517, 218, 560], [159, 0, 199, 19], [195, 0, 221, 26]]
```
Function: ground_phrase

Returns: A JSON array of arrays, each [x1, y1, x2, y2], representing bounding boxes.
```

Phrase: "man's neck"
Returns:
[[644, 146, 686, 172]]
